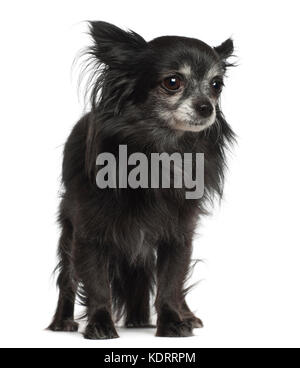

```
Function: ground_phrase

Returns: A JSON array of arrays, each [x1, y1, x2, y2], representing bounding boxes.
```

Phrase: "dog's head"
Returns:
[[88, 21, 234, 133]]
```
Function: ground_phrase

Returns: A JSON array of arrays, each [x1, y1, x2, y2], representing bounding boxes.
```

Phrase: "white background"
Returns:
[[0, 0, 299, 348]]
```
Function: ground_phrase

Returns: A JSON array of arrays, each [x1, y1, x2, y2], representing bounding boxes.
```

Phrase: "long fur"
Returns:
[[48, 21, 235, 339]]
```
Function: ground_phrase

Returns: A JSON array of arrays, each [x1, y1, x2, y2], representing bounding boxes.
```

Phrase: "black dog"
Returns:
[[48, 21, 235, 339]]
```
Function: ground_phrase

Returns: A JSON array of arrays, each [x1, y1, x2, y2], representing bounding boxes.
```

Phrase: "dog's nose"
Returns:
[[195, 100, 213, 118]]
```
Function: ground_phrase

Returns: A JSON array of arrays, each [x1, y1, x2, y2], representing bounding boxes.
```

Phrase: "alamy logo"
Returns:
[[96, 145, 204, 199]]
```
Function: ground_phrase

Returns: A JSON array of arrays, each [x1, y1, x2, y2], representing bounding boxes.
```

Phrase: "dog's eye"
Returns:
[[211, 78, 224, 94], [162, 76, 181, 91]]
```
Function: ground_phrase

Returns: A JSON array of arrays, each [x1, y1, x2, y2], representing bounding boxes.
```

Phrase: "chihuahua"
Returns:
[[48, 21, 235, 339]]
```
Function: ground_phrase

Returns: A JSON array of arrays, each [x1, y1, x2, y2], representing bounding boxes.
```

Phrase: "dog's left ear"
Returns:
[[214, 38, 234, 60]]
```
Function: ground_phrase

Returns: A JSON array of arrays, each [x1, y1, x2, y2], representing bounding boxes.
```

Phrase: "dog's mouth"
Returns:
[[173, 116, 216, 133]]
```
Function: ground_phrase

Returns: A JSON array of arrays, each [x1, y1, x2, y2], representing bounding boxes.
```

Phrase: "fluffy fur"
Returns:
[[48, 21, 235, 339]]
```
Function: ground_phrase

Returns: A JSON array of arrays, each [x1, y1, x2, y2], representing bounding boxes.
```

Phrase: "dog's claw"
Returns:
[[187, 316, 204, 328]]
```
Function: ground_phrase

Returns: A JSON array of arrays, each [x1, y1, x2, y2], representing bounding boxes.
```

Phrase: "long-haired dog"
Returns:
[[48, 21, 235, 339]]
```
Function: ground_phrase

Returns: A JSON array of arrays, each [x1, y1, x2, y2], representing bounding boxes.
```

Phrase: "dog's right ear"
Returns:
[[89, 21, 148, 68]]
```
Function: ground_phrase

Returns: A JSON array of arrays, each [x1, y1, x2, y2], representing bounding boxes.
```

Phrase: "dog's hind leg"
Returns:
[[48, 217, 78, 332], [124, 264, 154, 328]]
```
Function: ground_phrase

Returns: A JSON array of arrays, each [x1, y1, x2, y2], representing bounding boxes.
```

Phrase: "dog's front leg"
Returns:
[[155, 239, 194, 337], [74, 236, 119, 340]]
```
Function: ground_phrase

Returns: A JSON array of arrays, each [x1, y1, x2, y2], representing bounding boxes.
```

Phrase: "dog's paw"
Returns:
[[156, 320, 194, 337], [48, 319, 79, 332], [84, 322, 119, 340]]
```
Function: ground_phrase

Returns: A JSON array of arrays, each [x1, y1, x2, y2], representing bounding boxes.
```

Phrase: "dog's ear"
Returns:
[[89, 21, 148, 68], [214, 38, 234, 60]]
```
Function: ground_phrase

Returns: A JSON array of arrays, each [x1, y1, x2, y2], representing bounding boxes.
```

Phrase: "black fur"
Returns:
[[48, 21, 235, 339]]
